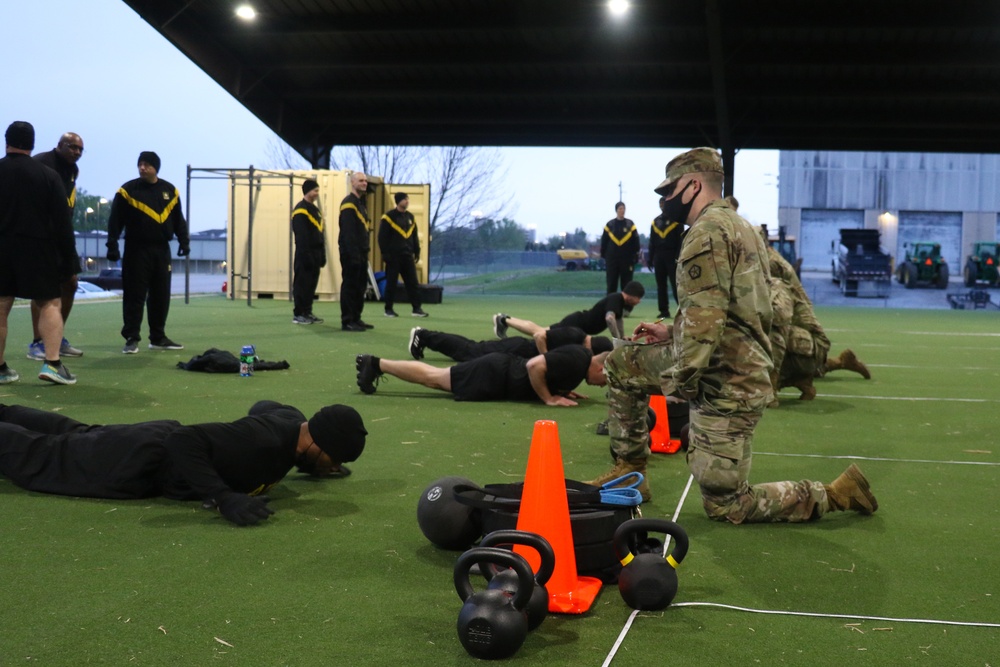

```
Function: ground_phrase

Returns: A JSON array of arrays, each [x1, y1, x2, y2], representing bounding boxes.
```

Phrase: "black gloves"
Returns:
[[177, 244, 190, 257], [216, 493, 275, 526], [106, 242, 121, 262]]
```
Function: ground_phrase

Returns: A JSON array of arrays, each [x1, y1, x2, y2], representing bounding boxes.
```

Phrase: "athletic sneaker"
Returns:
[[292, 315, 313, 325], [412, 309, 429, 318], [384, 309, 399, 318], [27, 341, 45, 360], [122, 338, 139, 354], [38, 362, 77, 385], [60, 338, 83, 357], [149, 337, 184, 351], [356, 354, 383, 394], [0, 365, 20, 384], [493, 313, 509, 339], [409, 327, 425, 360], [306, 313, 324, 324], [357, 320, 375, 329]]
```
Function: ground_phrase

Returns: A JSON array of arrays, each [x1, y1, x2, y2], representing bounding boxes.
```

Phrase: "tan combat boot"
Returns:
[[585, 457, 650, 502], [824, 463, 878, 514], [825, 349, 872, 379], [793, 376, 816, 400]]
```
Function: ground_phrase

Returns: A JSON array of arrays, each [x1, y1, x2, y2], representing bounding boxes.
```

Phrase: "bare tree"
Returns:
[[330, 146, 422, 184], [264, 135, 310, 170]]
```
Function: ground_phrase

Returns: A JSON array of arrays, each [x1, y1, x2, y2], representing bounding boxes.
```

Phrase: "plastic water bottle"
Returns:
[[239, 345, 255, 377]]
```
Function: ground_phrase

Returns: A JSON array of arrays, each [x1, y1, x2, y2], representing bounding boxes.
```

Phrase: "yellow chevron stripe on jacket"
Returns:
[[118, 187, 179, 224], [340, 202, 369, 228], [652, 221, 678, 239], [380, 213, 415, 238], [67, 186, 76, 210], [604, 223, 635, 246], [293, 207, 323, 232]]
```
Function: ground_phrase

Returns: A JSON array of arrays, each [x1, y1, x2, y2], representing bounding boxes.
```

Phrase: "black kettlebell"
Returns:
[[479, 530, 555, 631], [454, 547, 534, 660], [613, 518, 689, 611]]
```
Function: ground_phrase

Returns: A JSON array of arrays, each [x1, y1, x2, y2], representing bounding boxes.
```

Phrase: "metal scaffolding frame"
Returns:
[[185, 166, 316, 306]]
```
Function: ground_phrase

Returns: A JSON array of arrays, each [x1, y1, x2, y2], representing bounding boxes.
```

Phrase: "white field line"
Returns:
[[866, 363, 998, 370], [599, 456, 998, 665], [783, 391, 998, 403], [825, 328, 1000, 338], [669, 601, 1000, 628], [754, 451, 1000, 466]]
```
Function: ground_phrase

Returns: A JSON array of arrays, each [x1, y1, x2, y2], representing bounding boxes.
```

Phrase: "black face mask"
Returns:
[[662, 181, 695, 225]]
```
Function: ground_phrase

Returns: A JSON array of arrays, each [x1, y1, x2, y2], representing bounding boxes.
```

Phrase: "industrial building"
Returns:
[[778, 151, 1000, 272]]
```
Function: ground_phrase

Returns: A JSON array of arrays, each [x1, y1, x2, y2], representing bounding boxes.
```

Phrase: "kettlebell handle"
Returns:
[[454, 547, 535, 612], [479, 530, 555, 587], [612, 518, 689, 569]]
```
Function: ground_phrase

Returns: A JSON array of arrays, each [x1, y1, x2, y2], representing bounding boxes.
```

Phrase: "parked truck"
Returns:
[[831, 229, 892, 297]]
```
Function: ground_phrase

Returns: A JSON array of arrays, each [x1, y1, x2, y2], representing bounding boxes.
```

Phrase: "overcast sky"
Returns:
[[5, 0, 779, 239]]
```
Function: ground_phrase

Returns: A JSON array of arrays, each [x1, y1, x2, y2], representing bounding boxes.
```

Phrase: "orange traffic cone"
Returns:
[[649, 394, 682, 454], [513, 420, 603, 614]]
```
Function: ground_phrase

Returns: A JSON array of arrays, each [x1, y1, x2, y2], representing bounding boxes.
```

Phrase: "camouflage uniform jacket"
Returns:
[[665, 199, 774, 411]]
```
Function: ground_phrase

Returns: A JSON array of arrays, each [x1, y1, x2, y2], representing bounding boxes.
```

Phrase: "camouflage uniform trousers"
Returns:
[[605, 341, 674, 462], [687, 405, 832, 523]]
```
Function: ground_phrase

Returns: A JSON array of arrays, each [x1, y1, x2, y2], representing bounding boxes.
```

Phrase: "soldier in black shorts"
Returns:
[[493, 281, 644, 340], [356, 345, 608, 407], [407, 325, 613, 361]]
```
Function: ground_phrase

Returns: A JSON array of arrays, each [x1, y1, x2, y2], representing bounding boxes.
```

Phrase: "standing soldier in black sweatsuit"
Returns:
[[648, 196, 684, 318], [107, 151, 190, 354], [31, 132, 86, 360], [339, 171, 372, 332], [378, 192, 428, 318], [600, 201, 641, 294], [291, 178, 326, 325], [0, 121, 78, 386]]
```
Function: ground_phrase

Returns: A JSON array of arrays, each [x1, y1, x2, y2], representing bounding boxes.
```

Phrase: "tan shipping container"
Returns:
[[226, 169, 430, 301]]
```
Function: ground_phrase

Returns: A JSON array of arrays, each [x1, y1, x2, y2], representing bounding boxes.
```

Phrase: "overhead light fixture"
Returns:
[[608, 0, 630, 16], [235, 4, 256, 20]]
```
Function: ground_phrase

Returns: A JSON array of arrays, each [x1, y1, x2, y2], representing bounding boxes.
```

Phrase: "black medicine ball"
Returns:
[[416, 476, 481, 550]]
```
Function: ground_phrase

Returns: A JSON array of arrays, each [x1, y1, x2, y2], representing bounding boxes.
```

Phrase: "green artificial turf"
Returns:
[[1, 293, 998, 665]]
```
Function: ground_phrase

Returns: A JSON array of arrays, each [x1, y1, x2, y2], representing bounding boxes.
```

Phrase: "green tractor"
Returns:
[[963, 241, 1000, 287], [896, 242, 949, 289]]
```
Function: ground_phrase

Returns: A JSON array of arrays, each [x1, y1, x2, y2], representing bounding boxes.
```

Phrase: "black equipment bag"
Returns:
[[453, 480, 640, 583]]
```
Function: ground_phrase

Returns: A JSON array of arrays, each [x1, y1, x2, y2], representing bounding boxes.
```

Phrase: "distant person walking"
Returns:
[[107, 151, 190, 354], [378, 192, 428, 318], [648, 195, 683, 318], [600, 201, 640, 294], [339, 172, 372, 332], [30, 132, 86, 360], [291, 178, 326, 325], [0, 121, 78, 385]]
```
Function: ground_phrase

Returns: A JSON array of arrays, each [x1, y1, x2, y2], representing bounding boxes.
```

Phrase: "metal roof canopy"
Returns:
[[122, 0, 1000, 180]]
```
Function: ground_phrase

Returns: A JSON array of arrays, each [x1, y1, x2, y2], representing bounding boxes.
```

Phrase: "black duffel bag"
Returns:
[[453, 480, 642, 584]]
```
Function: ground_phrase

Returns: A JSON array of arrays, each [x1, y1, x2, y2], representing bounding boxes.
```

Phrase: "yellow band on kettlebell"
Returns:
[[620, 552, 634, 567], [666, 554, 679, 569]]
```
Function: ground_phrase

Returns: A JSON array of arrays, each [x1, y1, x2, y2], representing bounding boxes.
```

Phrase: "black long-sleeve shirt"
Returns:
[[107, 177, 189, 247], [338, 192, 370, 262], [33, 149, 79, 212], [648, 214, 683, 264], [378, 208, 420, 258], [600, 217, 640, 263], [0, 407, 305, 502], [0, 153, 75, 262], [291, 198, 325, 265]]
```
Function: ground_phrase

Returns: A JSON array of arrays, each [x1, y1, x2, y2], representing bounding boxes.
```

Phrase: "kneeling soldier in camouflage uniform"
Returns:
[[588, 148, 877, 522]]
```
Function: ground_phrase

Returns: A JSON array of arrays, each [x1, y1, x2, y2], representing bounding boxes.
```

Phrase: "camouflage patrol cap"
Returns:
[[654, 147, 724, 195]]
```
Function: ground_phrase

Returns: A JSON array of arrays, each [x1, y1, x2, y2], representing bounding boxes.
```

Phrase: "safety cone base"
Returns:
[[549, 575, 603, 614], [650, 437, 682, 455]]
